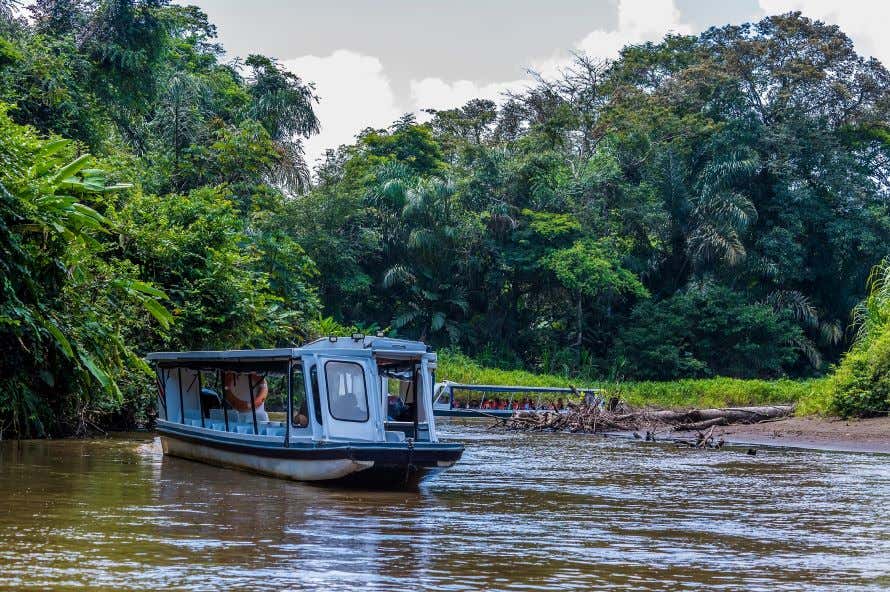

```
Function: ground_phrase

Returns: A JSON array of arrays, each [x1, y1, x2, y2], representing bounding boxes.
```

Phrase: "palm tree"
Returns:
[[244, 55, 320, 194], [152, 71, 205, 189], [375, 172, 469, 343], [851, 258, 890, 347], [687, 149, 759, 269]]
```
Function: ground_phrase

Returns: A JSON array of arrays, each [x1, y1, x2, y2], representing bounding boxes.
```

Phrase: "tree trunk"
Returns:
[[640, 406, 792, 425]]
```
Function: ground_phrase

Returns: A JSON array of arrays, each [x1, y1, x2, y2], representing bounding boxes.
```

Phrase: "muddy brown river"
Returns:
[[1, 422, 888, 591]]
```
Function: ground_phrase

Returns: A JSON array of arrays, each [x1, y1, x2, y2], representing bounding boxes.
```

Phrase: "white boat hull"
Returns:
[[161, 436, 374, 481]]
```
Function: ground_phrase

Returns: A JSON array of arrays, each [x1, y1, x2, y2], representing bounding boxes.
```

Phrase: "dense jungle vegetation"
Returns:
[[1, 1, 888, 436]]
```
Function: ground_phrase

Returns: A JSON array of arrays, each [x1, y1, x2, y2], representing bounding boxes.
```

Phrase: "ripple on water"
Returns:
[[0, 425, 888, 591]]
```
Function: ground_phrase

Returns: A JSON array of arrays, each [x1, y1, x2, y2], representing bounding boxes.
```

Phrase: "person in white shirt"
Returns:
[[223, 371, 269, 422]]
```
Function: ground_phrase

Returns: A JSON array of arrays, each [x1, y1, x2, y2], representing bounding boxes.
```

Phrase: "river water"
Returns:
[[0, 422, 888, 591]]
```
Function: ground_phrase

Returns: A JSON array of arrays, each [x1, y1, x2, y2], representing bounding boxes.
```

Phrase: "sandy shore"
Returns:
[[674, 415, 890, 454]]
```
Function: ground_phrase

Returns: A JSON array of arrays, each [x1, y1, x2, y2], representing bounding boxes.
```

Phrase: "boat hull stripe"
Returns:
[[156, 423, 464, 465]]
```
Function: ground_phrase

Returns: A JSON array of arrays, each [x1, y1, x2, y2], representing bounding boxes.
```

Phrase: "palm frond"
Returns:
[[430, 311, 446, 332], [766, 290, 819, 329], [392, 309, 419, 329], [819, 319, 844, 345], [382, 264, 413, 288], [688, 224, 746, 266], [697, 150, 760, 197], [851, 257, 890, 346], [707, 190, 758, 230], [792, 335, 823, 369]]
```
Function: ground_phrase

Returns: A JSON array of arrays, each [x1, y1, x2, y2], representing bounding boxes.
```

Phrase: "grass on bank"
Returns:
[[437, 351, 831, 414]]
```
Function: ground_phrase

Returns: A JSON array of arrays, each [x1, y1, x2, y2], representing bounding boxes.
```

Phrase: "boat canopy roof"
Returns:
[[147, 336, 433, 371]]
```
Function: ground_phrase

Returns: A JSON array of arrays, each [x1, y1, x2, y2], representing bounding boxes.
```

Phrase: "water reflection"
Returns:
[[0, 424, 888, 591]]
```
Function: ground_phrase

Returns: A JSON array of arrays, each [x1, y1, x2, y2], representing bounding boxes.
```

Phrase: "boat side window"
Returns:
[[290, 365, 309, 428], [325, 361, 369, 422], [310, 365, 323, 426]]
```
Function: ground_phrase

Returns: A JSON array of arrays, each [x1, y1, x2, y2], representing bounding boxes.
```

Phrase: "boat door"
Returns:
[[317, 357, 379, 441]]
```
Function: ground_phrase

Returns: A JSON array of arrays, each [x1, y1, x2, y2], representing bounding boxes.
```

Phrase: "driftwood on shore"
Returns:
[[496, 403, 794, 434]]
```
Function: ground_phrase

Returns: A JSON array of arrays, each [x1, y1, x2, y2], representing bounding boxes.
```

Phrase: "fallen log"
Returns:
[[675, 417, 729, 432], [640, 406, 793, 425]]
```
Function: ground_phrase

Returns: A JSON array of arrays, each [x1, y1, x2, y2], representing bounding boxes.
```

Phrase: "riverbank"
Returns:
[[672, 415, 890, 454]]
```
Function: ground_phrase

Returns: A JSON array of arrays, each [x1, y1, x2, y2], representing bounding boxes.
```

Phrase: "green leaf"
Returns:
[[38, 139, 70, 158], [77, 351, 111, 390], [141, 298, 174, 329], [125, 280, 168, 299], [52, 154, 92, 183], [43, 319, 74, 359], [392, 310, 418, 328]]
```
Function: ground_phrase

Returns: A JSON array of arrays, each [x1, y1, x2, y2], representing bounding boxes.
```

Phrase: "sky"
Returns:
[[178, 0, 890, 166]]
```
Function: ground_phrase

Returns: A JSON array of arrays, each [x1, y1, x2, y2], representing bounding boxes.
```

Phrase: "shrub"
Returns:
[[829, 328, 890, 417], [613, 285, 804, 380], [828, 258, 890, 417]]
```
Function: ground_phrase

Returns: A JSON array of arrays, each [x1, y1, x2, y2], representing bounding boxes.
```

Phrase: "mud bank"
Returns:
[[673, 416, 890, 454]]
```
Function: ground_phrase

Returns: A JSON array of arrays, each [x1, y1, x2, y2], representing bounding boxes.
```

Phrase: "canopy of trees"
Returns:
[[302, 14, 890, 381], [1, 3, 888, 435]]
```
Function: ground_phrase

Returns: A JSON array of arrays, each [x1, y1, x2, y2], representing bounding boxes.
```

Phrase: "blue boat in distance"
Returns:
[[433, 382, 603, 418]]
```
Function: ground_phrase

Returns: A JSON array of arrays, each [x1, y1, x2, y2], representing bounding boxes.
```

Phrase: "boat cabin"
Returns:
[[149, 336, 439, 446]]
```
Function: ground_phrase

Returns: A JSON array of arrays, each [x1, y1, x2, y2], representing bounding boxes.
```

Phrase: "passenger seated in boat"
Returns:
[[200, 386, 221, 417], [387, 394, 408, 420], [293, 399, 309, 428], [223, 371, 269, 421]]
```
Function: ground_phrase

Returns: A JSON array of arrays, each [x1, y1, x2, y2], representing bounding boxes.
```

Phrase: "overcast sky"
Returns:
[[178, 0, 890, 165]]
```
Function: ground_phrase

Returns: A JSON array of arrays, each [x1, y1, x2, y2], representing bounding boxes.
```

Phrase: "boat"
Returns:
[[433, 381, 603, 418], [147, 336, 464, 486]]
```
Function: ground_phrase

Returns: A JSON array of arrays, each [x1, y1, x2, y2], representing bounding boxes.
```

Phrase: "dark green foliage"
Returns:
[[0, 106, 169, 437], [613, 285, 803, 380], [0, 1, 322, 436], [299, 13, 889, 383], [2, 6, 890, 434]]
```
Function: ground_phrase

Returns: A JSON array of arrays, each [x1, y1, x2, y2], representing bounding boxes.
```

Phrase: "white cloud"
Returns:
[[413, 0, 693, 114], [758, 1, 890, 65], [534, 0, 693, 78], [286, 1, 696, 165], [283, 50, 401, 167], [409, 77, 526, 114]]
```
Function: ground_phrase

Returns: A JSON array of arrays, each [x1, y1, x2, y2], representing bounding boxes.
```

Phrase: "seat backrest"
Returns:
[[238, 410, 269, 423]]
